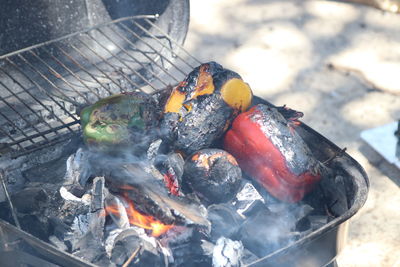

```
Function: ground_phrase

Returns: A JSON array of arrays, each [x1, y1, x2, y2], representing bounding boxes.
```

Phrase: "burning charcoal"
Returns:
[[80, 91, 160, 154], [161, 62, 253, 155], [108, 164, 210, 230], [232, 182, 265, 218], [105, 194, 130, 229], [155, 152, 185, 196], [212, 237, 243, 267], [110, 228, 166, 267], [183, 149, 242, 204], [11, 187, 48, 214], [207, 204, 243, 242]]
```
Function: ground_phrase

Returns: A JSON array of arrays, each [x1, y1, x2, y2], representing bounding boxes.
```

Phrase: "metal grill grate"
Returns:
[[0, 15, 200, 157]]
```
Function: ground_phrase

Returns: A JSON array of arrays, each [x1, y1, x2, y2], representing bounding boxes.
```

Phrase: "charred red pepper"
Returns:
[[223, 104, 322, 203]]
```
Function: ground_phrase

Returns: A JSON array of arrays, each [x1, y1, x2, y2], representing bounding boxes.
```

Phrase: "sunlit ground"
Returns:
[[186, 0, 400, 266]]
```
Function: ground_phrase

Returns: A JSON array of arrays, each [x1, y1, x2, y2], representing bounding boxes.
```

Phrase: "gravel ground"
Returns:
[[186, 0, 400, 266]]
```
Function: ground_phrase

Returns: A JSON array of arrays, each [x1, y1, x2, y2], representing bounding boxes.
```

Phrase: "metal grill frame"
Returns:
[[0, 15, 200, 158]]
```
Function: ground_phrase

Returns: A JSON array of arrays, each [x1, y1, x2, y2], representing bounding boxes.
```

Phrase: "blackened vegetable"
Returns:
[[183, 149, 242, 204], [161, 61, 253, 155], [80, 92, 159, 153], [223, 104, 322, 203]]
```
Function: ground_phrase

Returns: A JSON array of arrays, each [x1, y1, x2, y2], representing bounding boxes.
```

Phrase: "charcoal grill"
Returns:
[[0, 1, 368, 266]]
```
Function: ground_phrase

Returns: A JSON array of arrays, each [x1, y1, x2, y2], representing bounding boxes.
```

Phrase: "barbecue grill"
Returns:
[[0, 1, 368, 266]]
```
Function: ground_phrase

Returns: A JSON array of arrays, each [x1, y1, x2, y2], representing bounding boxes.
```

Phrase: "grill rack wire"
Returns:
[[0, 15, 200, 158]]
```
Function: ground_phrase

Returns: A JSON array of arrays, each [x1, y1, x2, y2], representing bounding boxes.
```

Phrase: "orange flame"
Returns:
[[105, 192, 173, 237]]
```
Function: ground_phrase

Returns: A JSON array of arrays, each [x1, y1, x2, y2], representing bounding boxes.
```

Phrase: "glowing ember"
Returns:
[[105, 191, 173, 237], [163, 172, 180, 196]]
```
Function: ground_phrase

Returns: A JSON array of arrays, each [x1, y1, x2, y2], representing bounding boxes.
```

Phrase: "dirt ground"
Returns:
[[185, 0, 400, 266]]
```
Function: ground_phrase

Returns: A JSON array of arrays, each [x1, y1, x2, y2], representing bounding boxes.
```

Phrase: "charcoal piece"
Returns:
[[108, 164, 210, 229], [212, 237, 243, 267], [111, 230, 142, 265], [183, 149, 242, 204], [232, 182, 265, 218], [48, 235, 68, 252], [22, 138, 83, 184], [155, 152, 185, 196], [308, 215, 329, 230], [320, 175, 349, 216], [166, 228, 212, 267], [11, 187, 48, 214], [19, 215, 49, 241], [89, 177, 107, 241], [63, 148, 92, 188], [240, 249, 259, 266], [105, 194, 130, 229], [207, 204, 243, 242], [237, 209, 295, 257], [147, 139, 163, 162], [65, 214, 91, 251], [72, 232, 108, 263], [48, 217, 71, 243], [22, 154, 69, 184], [111, 229, 165, 267], [240, 200, 267, 218], [105, 229, 124, 257], [91, 177, 106, 212]]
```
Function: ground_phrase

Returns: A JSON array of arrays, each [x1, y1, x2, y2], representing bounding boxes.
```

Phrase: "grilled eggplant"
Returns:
[[161, 61, 253, 155], [183, 149, 242, 204]]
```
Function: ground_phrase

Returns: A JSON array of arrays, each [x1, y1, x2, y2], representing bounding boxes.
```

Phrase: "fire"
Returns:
[[105, 192, 173, 237]]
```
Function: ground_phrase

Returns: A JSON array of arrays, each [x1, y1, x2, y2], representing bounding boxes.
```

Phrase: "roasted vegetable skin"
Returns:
[[183, 149, 242, 204], [223, 104, 322, 203], [161, 61, 253, 155], [80, 92, 159, 153]]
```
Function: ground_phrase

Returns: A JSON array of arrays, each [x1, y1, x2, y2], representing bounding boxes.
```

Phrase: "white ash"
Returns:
[[236, 183, 264, 203], [59, 186, 91, 205], [212, 237, 244, 267], [147, 139, 163, 162], [233, 182, 264, 217], [63, 148, 91, 188], [65, 214, 91, 251], [105, 228, 124, 257]]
